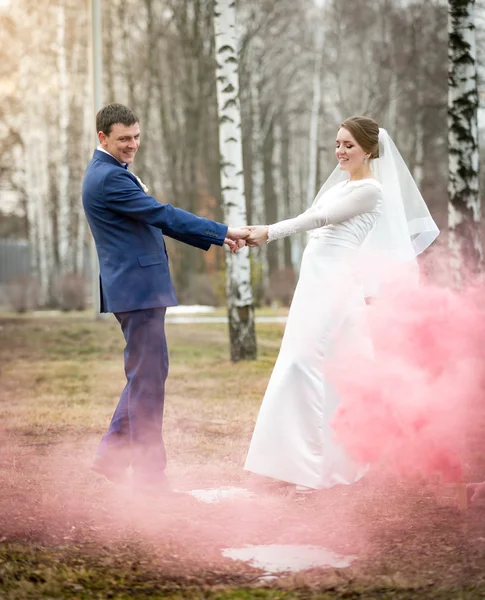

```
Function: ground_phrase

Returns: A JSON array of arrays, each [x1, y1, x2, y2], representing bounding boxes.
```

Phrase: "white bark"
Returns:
[[24, 144, 39, 278], [76, 76, 92, 276], [213, 0, 256, 361], [248, 34, 269, 294], [290, 129, 307, 270], [17, 4, 54, 305], [305, 26, 324, 207], [56, 2, 71, 274], [272, 118, 284, 271], [18, 35, 39, 279], [413, 118, 424, 189], [387, 71, 399, 139], [25, 120, 53, 305], [37, 133, 54, 305], [413, 27, 424, 188], [290, 16, 324, 272], [448, 0, 482, 277]]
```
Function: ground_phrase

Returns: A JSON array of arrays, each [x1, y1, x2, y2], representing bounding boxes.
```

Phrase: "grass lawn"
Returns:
[[0, 311, 484, 599]]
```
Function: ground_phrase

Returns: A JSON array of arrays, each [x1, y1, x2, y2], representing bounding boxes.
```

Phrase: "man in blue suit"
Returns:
[[82, 103, 247, 493]]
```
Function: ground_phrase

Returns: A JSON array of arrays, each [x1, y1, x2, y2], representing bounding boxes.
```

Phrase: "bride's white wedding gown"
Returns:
[[244, 178, 383, 489]]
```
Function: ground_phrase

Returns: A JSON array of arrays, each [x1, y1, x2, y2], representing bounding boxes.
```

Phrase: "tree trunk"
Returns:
[[290, 131, 306, 271], [272, 117, 284, 272], [213, 0, 257, 361], [411, 15, 424, 188], [28, 123, 54, 305], [248, 34, 269, 300], [103, 0, 116, 103], [263, 119, 278, 275], [76, 75, 92, 276], [56, 1, 70, 275], [25, 143, 39, 281], [305, 22, 324, 207], [135, 0, 156, 186], [448, 0, 482, 279], [280, 113, 293, 271], [118, 3, 136, 110]]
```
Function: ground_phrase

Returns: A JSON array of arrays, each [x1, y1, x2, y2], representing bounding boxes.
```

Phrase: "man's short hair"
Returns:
[[96, 103, 139, 136]]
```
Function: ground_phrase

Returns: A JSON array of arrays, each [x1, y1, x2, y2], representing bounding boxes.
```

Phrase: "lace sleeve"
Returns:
[[267, 183, 381, 242], [267, 207, 318, 242]]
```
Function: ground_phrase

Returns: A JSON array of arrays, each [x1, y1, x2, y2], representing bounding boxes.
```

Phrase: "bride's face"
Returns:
[[335, 127, 368, 172]]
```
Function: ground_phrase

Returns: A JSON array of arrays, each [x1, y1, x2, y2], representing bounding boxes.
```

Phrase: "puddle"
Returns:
[[222, 544, 356, 573], [166, 305, 216, 314], [187, 487, 255, 503]]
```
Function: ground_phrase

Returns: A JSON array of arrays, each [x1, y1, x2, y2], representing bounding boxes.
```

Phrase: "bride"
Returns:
[[243, 116, 439, 492]]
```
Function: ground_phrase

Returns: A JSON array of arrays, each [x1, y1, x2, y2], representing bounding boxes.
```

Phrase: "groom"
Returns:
[[82, 103, 248, 494]]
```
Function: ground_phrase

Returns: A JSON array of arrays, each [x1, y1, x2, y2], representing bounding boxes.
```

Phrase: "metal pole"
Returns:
[[87, 0, 103, 318]]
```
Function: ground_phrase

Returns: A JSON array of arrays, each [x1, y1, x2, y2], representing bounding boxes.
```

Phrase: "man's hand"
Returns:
[[224, 237, 246, 253], [226, 227, 251, 241], [246, 226, 269, 247], [224, 227, 250, 253]]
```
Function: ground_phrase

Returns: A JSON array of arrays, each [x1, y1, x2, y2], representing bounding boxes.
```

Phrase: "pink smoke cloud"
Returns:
[[328, 267, 485, 483]]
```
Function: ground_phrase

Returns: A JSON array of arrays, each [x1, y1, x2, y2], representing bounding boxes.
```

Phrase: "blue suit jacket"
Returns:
[[82, 150, 228, 313]]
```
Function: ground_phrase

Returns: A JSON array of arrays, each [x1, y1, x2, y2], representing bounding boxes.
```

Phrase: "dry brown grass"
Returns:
[[0, 312, 485, 599]]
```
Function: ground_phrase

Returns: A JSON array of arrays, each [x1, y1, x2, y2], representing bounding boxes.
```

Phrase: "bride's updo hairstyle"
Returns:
[[341, 116, 380, 159]]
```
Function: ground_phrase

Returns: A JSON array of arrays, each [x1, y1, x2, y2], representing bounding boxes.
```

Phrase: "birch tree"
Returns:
[[2, 0, 451, 308], [17, 2, 56, 305], [248, 33, 269, 296], [213, 0, 257, 361], [305, 10, 324, 208], [288, 3, 324, 272], [448, 0, 482, 278], [56, 1, 70, 274], [25, 114, 54, 305]]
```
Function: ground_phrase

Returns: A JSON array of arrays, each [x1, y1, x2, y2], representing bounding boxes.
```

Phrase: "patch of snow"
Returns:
[[166, 305, 216, 314], [187, 487, 255, 503], [222, 544, 356, 573]]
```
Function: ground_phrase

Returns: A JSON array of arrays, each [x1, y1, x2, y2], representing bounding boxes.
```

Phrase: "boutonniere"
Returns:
[[134, 175, 149, 194]]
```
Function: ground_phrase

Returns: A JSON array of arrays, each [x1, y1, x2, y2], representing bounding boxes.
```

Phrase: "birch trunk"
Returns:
[[19, 23, 39, 281], [213, 0, 257, 361], [291, 21, 324, 272], [24, 142, 39, 283], [387, 71, 399, 140], [76, 76, 92, 276], [305, 27, 324, 207], [448, 0, 482, 279], [56, 1, 70, 274], [248, 35, 269, 297], [412, 23, 424, 188], [19, 7, 54, 306], [272, 117, 284, 271], [413, 114, 424, 189], [38, 133, 54, 305], [281, 116, 293, 270], [290, 132, 306, 270], [103, 0, 116, 103], [118, 3, 137, 110], [26, 123, 53, 305]]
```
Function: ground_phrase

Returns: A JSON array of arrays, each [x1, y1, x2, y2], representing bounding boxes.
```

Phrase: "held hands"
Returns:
[[224, 227, 251, 253], [224, 225, 269, 253], [245, 226, 269, 247]]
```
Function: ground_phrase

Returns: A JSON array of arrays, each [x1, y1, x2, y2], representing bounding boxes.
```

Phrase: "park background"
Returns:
[[2, 0, 483, 315], [2, 1, 485, 598]]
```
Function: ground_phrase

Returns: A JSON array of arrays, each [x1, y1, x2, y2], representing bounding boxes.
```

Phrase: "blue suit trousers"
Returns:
[[97, 307, 168, 482]]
